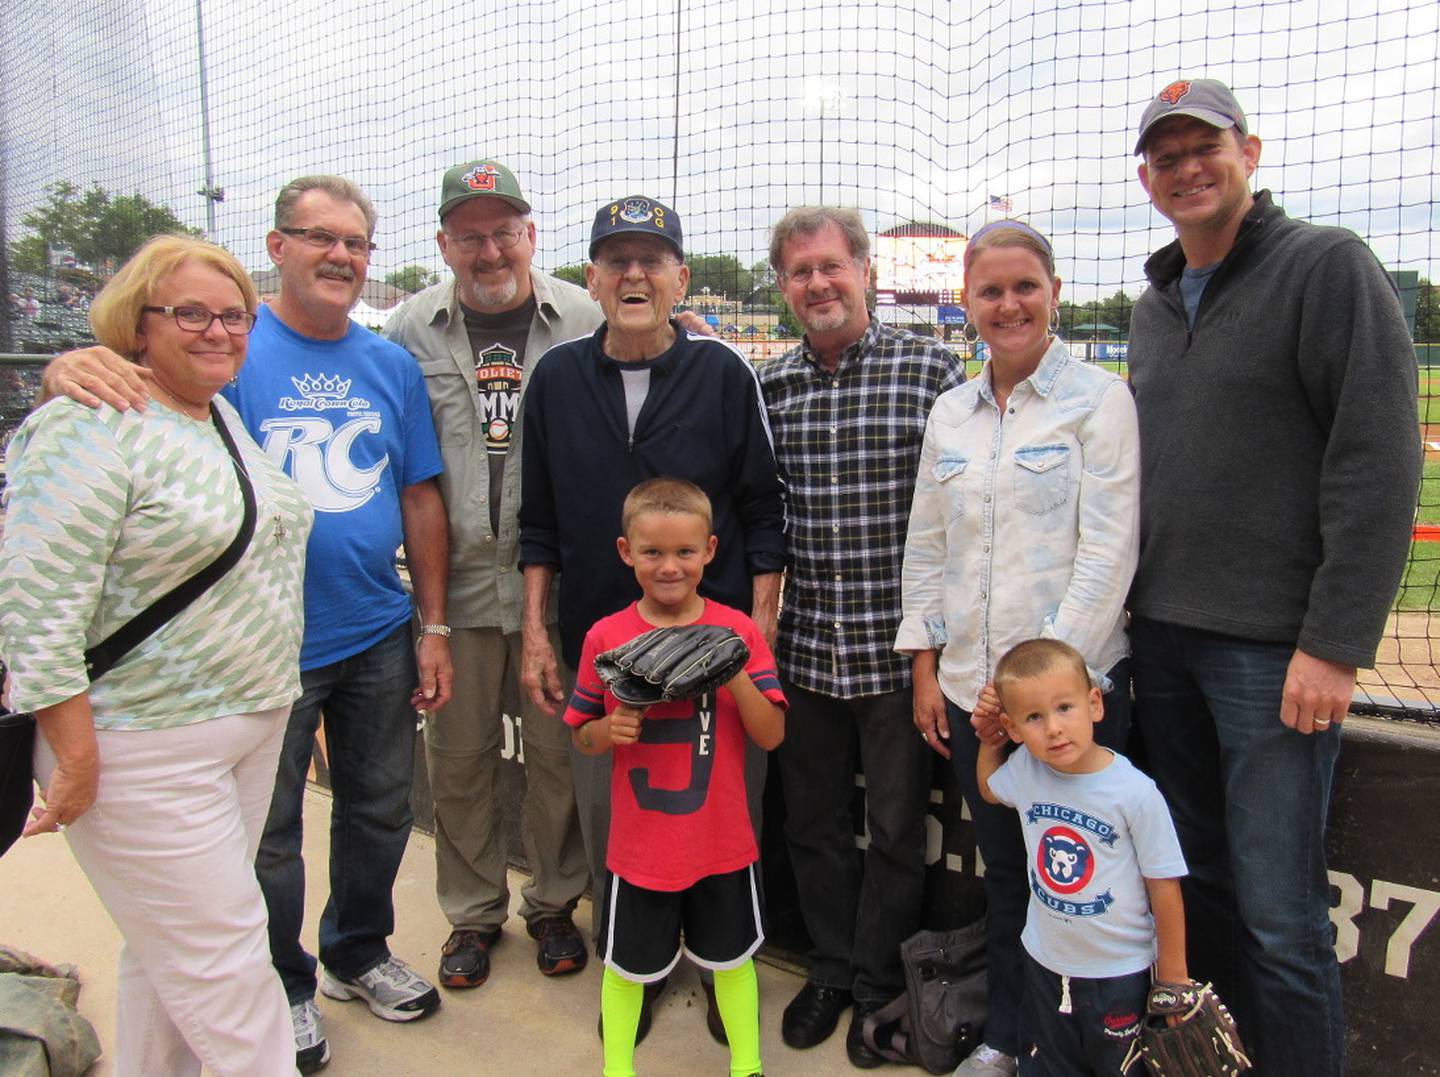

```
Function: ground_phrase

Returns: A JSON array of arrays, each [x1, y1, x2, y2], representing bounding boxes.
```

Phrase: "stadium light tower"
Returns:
[[194, 0, 224, 240], [805, 80, 844, 203]]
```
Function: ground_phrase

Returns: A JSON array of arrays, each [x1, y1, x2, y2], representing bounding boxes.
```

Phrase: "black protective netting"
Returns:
[[2, 0, 1438, 716]]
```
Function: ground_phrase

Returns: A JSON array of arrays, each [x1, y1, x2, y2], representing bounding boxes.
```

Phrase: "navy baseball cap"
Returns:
[[1134, 79, 1248, 155], [589, 196, 684, 260]]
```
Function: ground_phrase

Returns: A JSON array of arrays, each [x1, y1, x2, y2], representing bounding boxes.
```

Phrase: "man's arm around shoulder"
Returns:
[[39, 347, 153, 411]]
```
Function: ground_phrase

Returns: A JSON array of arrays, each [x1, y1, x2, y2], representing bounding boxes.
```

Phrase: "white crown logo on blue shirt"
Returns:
[[290, 373, 353, 399]]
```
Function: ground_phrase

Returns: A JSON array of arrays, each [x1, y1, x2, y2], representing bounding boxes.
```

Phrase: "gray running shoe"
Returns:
[[319, 955, 441, 1022], [290, 998, 330, 1074]]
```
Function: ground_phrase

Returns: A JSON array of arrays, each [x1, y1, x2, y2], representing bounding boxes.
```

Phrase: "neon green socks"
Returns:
[[601, 967, 644, 1077], [602, 962, 761, 1076], [713, 961, 762, 1077]]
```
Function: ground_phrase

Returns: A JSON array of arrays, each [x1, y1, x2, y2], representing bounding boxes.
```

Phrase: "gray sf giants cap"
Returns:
[[1134, 79, 1248, 155], [589, 196, 684, 260]]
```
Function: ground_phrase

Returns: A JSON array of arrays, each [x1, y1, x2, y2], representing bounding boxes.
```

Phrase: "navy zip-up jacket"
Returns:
[[519, 322, 786, 667]]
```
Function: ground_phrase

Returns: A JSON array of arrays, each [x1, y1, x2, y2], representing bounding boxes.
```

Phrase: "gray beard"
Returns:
[[463, 271, 519, 310], [801, 304, 850, 335]]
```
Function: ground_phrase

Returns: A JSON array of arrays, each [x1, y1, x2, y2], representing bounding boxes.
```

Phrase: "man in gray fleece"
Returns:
[[1127, 79, 1419, 1077]]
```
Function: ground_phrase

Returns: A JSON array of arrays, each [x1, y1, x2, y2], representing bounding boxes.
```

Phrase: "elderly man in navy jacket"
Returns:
[[518, 194, 784, 1041]]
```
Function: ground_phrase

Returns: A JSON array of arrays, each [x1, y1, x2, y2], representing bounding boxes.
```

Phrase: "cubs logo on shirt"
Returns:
[[1038, 825, 1095, 895]]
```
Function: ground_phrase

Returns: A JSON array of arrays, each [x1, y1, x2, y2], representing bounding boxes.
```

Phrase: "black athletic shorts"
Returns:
[[598, 863, 764, 982]]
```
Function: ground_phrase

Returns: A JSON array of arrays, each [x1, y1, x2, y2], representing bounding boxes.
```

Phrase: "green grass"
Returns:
[[1418, 460, 1440, 526], [1396, 540, 1440, 611], [1417, 372, 1440, 424]]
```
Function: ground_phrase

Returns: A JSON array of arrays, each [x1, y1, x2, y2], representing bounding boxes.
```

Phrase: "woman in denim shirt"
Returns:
[[895, 221, 1140, 1076]]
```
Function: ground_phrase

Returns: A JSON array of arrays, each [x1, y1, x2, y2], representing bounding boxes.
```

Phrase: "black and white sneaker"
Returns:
[[319, 956, 441, 1022]]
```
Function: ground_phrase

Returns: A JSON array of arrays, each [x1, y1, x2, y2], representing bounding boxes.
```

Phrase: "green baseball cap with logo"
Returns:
[[438, 160, 531, 220]]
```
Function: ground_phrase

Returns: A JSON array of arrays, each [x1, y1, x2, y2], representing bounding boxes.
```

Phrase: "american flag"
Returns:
[[989, 195, 1013, 212]]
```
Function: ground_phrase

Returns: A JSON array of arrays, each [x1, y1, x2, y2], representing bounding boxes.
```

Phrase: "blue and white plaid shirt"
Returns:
[[760, 319, 964, 699]]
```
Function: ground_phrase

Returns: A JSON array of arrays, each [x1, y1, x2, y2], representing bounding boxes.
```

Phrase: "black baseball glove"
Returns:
[[1122, 980, 1252, 1077], [595, 624, 750, 706]]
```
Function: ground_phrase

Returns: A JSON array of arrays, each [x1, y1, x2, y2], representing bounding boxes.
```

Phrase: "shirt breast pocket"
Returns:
[[418, 358, 471, 447], [932, 455, 969, 523], [1012, 444, 1070, 515]]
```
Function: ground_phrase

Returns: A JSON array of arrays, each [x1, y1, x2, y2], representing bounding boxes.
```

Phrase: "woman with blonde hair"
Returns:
[[0, 234, 313, 1075], [896, 221, 1140, 1075]]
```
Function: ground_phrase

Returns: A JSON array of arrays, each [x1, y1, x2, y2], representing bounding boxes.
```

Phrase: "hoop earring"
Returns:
[[1048, 308, 1061, 335], [961, 321, 980, 346]]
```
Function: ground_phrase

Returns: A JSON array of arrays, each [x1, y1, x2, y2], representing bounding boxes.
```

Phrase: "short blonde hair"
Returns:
[[993, 638, 1092, 709], [89, 235, 258, 359], [621, 477, 713, 536]]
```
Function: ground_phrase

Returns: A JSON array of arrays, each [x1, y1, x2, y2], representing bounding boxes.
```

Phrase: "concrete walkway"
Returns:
[[1, 786, 859, 1075]]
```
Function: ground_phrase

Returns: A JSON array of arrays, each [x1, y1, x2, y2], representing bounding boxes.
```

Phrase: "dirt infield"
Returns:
[[1359, 612, 1440, 713]]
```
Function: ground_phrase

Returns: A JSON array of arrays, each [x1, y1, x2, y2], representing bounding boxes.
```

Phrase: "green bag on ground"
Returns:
[[0, 947, 101, 1077]]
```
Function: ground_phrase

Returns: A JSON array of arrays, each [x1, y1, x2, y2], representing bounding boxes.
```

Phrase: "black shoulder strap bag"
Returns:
[[0, 408, 257, 856]]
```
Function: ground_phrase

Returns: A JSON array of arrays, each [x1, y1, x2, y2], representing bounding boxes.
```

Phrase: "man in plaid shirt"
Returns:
[[758, 207, 963, 1068]]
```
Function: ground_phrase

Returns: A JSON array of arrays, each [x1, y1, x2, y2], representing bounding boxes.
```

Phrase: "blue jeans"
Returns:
[[948, 663, 1132, 1058], [1130, 617, 1343, 1076], [256, 621, 419, 1002], [775, 682, 930, 1002], [1019, 956, 1148, 1077]]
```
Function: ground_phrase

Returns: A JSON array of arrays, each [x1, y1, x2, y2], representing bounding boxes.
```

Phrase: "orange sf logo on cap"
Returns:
[[1158, 80, 1191, 105]]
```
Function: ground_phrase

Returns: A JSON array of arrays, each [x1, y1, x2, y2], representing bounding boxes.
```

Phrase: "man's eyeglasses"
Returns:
[[595, 254, 678, 275], [142, 305, 257, 334], [444, 227, 528, 253], [278, 227, 378, 257], [779, 259, 855, 286]]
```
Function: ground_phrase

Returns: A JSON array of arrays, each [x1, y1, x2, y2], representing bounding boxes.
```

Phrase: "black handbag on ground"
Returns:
[[0, 408, 256, 857], [860, 918, 990, 1074]]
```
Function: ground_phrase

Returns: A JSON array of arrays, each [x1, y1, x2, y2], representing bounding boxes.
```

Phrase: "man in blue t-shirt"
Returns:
[[42, 175, 453, 1075]]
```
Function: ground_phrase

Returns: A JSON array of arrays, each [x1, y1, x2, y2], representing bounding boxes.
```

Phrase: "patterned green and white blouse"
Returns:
[[0, 396, 313, 730]]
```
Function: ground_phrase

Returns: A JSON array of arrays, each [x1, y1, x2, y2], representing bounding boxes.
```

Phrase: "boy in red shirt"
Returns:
[[565, 478, 786, 1077]]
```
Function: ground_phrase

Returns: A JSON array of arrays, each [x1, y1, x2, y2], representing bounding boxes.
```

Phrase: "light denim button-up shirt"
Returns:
[[895, 337, 1139, 710]]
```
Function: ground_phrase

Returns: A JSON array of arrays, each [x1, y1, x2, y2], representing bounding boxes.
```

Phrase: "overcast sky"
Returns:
[[3, 0, 1437, 301]]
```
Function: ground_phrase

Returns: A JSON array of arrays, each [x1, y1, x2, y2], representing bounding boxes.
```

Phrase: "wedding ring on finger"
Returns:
[[1315, 718, 1332, 730]]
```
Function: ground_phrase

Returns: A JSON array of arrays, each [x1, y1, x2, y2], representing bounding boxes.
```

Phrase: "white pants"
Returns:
[[36, 707, 300, 1077]]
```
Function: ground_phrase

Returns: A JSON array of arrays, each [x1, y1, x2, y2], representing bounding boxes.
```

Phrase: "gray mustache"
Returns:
[[317, 265, 356, 282]]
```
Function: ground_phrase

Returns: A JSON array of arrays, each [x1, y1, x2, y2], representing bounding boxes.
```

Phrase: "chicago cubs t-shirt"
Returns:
[[988, 748, 1188, 978], [224, 306, 444, 669], [462, 296, 534, 535]]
